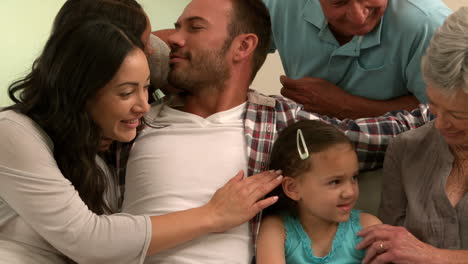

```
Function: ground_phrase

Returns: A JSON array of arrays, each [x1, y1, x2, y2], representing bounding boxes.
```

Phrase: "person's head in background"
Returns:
[[167, 0, 271, 95], [52, 0, 153, 56], [421, 7, 468, 148], [319, 0, 388, 44], [7, 18, 150, 214], [52, 0, 169, 104], [266, 120, 359, 224]]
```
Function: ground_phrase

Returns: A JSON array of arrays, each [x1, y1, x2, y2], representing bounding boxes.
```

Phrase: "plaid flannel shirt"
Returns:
[[117, 89, 433, 254]]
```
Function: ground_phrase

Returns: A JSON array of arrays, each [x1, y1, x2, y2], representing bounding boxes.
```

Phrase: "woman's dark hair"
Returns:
[[52, 0, 158, 104], [6, 18, 145, 214], [265, 120, 353, 217], [52, 0, 147, 40]]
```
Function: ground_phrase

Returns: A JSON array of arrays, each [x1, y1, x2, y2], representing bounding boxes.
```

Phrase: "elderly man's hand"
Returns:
[[356, 224, 435, 264], [280, 75, 354, 119]]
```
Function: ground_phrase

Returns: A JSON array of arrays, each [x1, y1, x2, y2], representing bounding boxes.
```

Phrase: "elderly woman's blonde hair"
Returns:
[[421, 7, 468, 95]]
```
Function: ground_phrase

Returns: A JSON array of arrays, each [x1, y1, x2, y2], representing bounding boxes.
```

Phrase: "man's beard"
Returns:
[[168, 45, 231, 95]]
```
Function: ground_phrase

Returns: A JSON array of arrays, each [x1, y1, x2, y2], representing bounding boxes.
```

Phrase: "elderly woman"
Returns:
[[357, 7, 468, 264]]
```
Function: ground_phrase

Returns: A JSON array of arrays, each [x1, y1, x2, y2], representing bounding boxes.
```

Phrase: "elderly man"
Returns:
[[122, 0, 432, 263], [264, 0, 451, 119]]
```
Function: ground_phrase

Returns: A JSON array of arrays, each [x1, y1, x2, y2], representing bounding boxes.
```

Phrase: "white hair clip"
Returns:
[[297, 128, 309, 160]]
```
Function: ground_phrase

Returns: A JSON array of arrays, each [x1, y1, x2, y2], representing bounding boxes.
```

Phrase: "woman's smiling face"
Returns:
[[87, 48, 150, 147]]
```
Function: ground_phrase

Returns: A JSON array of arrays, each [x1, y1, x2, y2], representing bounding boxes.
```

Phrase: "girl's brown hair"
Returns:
[[266, 120, 353, 216]]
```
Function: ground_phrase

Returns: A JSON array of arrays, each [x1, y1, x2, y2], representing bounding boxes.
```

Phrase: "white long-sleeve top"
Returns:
[[0, 110, 151, 264]]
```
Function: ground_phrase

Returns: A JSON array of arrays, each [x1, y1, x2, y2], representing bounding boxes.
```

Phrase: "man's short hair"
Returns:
[[226, 0, 272, 82]]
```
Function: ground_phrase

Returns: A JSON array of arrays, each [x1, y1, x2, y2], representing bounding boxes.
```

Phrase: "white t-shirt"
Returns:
[[123, 103, 252, 264]]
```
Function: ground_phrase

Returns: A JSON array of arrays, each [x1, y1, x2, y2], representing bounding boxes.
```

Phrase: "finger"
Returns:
[[280, 76, 304, 93], [247, 170, 282, 185], [226, 170, 245, 185], [280, 87, 301, 101], [356, 225, 391, 249], [249, 175, 283, 201], [361, 241, 384, 264], [243, 170, 281, 194], [369, 252, 393, 264], [356, 231, 379, 250], [280, 86, 293, 96], [279, 75, 292, 86], [358, 223, 382, 236], [251, 195, 279, 214]]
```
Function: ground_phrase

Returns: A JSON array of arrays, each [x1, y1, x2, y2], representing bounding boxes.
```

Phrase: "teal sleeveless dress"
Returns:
[[281, 209, 365, 264]]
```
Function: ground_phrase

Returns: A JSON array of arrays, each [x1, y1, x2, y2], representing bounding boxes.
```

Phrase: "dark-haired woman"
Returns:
[[0, 18, 152, 264]]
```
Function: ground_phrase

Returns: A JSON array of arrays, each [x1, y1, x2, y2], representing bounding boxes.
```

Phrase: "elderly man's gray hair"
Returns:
[[422, 7, 468, 95]]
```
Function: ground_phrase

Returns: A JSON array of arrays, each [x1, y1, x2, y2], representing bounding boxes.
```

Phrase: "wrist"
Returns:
[[425, 247, 446, 264], [198, 203, 220, 233]]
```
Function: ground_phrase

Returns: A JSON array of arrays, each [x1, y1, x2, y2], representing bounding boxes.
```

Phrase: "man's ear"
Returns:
[[232, 33, 258, 62], [282, 176, 301, 201]]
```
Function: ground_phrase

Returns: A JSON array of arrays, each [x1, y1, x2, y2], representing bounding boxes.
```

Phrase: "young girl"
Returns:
[[256, 120, 381, 264]]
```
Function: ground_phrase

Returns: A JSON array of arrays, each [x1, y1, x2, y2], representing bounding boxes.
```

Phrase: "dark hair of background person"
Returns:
[[5, 18, 145, 215], [52, 0, 158, 103], [265, 120, 353, 217], [225, 0, 271, 82], [52, 0, 147, 39]]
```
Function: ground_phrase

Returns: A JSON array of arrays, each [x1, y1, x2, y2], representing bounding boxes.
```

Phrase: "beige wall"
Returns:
[[444, 0, 468, 9], [252, 0, 467, 96]]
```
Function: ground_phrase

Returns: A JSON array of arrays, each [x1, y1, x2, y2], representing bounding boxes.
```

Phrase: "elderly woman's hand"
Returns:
[[356, 224, 436, 264]]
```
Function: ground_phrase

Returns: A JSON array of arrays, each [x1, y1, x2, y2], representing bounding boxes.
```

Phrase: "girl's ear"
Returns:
[[282, 176, 301, 201]]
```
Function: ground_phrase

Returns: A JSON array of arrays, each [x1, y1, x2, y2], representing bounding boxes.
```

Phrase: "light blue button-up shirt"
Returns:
[[264, 0, 452, 102]]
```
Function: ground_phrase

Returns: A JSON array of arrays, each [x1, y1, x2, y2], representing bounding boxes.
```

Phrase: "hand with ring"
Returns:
[[356, 224, 436, 264]]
